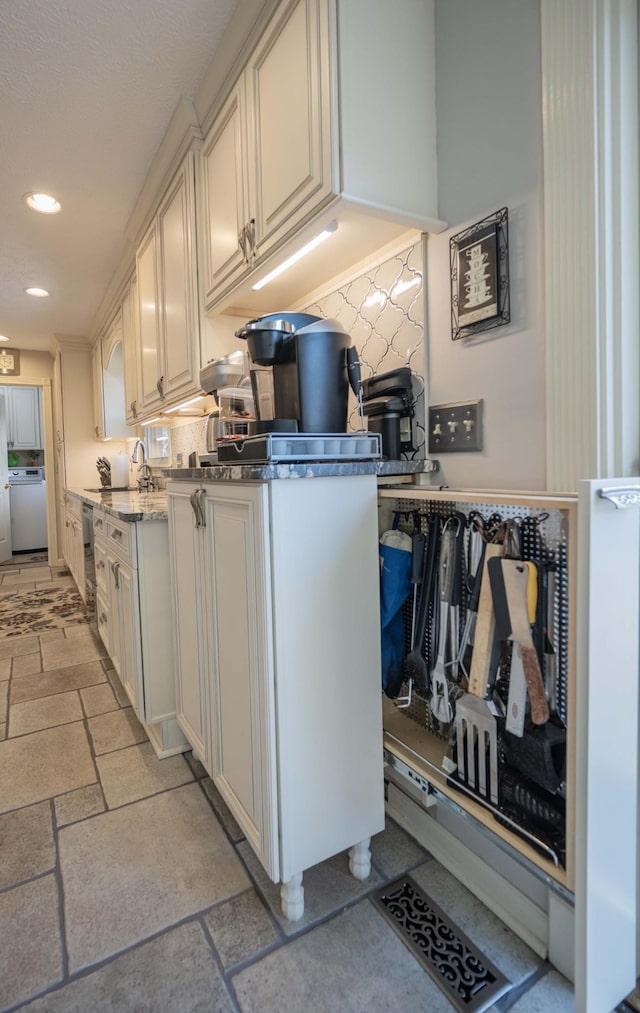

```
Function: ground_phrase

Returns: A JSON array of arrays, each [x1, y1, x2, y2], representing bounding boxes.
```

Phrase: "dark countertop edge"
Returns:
[[66, 488, 168, 522], [162, 459, 438, 482]]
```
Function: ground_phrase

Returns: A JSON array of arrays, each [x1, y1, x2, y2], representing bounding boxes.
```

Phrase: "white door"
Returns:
[[0, 394, 12, 563], [575, 478, 640, 1012], [206, 484, 279, 882], [157, 156, 198, 402]]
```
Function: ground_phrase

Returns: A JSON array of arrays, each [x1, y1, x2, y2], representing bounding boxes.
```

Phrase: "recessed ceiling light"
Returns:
[[0, 335, 9, 342], [25, 287, 50, 297], [23, 192, 62, 214]]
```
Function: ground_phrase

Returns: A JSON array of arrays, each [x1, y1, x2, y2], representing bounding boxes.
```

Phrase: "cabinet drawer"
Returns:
[[67, 496, 82, 523], [94, 540, 107, 594], [105, 516, 135, 564], [96, 590, 109, 651], [93, 508, 107, 539]]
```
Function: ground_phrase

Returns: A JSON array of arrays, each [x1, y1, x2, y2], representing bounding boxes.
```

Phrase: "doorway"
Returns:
[[0, 378, 56, 566]]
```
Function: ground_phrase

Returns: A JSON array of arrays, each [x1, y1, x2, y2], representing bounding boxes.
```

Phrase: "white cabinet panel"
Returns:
[[167, 487, 211, 767], [93, 508, 186, 757], [6, 386, 42, 450], [248, 0, 329, 259], [135, 153, 200, 417], [201, 84, 249, 302], [122, 276, 141, 425], [167, 475, 384, 914], [136, 223, 162, 412], [206, 487, 278, 877]]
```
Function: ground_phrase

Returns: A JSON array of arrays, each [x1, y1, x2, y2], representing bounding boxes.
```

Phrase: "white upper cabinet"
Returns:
[[200, 81, 250, 299], [92, 309, 129, 441], [199, 0, 444, 313], [6, 386, 42, 450], [246, 0, 331, 262], [122, 275, 141, 425], [135, 152, 200, 417]]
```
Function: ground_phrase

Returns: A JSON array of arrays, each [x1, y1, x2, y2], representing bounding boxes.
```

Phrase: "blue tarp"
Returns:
[[379, 529, 412, 695]]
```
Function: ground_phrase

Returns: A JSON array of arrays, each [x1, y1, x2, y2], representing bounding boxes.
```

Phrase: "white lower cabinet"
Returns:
[[167, 476, 384, 918], [64, 496, 85, 601], [93, 506, 188, 758]]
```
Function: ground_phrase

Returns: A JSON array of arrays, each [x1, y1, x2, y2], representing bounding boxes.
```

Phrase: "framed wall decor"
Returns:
[[0, 348, 20, 375], [450, 207, 510, 340]]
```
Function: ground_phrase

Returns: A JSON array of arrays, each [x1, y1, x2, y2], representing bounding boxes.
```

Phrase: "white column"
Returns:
[[541, 0, 639, 491]]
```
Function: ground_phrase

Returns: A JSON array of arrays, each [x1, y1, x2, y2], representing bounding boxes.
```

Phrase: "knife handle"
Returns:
[[520, 644, 550, 724]]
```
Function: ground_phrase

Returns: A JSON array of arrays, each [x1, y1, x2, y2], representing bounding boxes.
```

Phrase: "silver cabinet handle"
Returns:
[[247, 217, 256, 260], [189, 490, 201, 527], [110, 560, 120, 589], [196, 488, 207, 528], [96, 560, 105, 570], [99, 611, 107, 625], [157, 376, 165, 399]]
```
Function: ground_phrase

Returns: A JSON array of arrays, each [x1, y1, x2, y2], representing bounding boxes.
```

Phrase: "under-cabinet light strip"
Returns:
[[251, 221, 338, 291]]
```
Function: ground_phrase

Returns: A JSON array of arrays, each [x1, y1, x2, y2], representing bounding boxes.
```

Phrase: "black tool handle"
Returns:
[[411, 532, 426, 585], [346, 346, 362, 398]]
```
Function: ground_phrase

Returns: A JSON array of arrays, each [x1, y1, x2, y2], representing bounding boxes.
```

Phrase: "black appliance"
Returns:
[[361, 367, 415, 460], [235, 312, 356, 435]]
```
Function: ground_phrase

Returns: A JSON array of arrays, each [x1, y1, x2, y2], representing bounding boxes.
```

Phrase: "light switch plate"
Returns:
[[428, 399, 483, 453]]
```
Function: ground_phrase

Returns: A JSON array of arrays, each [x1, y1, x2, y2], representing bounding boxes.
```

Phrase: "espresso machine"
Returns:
[[236, 312, 351, 433], [198, 350, 254, 462], [214, 312, 380, 463]]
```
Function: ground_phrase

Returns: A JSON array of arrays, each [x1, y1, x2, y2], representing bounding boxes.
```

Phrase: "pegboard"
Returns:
[[387, 496, 569, 734]]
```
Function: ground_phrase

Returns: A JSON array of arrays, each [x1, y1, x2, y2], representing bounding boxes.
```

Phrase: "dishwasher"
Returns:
[[8, 466, 48, 552]]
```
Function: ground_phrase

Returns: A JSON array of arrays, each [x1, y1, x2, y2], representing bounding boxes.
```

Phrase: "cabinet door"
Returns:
[[157, 155, 199, 402], [167, 485, 211, 768], [200, 81, 250, 304], [248, 0, 331, 260], [8, 387, 43, 449], [117, 561, 143, 716], [106, 552, 123, 680], [205, 484, 279, 881], [136, 222, 162, 411], [91, 340, 104, 440], [122, 277, 141, 425]]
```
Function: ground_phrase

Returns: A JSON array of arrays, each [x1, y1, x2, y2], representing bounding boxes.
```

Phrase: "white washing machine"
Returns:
[[8, 467, 48, 551]]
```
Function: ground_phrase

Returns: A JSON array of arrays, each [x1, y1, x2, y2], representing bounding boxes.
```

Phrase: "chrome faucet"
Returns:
[[131, 439, 146, 466], [131, 439, 155, 492]]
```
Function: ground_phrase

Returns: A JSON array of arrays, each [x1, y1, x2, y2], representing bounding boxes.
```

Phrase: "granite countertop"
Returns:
[[66, 488, 168, 521], [163, 459, 437, 482]]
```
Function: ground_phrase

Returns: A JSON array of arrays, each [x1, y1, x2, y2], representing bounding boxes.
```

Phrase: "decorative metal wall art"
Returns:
[[450, 207, 510, 341]]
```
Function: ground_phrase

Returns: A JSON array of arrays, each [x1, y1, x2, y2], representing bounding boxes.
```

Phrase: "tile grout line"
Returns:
[[197, 914, 243, 1013], [50, 796, 71, 984]]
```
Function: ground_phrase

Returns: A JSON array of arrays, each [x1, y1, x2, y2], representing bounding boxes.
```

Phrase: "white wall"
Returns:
[[426, 0, 546, 491]]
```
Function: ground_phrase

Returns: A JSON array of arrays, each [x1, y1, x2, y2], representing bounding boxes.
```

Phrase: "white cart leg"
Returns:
[[348, 838, 371, 880], [280, 872, 304, 921]]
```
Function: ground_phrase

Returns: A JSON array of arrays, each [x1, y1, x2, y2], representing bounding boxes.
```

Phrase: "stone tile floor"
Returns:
[[0, 559, 601, 1011]]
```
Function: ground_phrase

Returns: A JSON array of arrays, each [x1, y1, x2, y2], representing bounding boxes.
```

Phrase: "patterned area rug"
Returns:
[[0, 585, 94, 638]]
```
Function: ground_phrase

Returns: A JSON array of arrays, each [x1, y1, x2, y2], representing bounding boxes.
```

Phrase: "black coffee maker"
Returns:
[[361, 367, 415, 459], [235, 312, 356, 434]]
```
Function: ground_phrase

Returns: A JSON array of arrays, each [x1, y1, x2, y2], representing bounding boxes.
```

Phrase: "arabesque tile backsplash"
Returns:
[[170, 238, 426, 463]]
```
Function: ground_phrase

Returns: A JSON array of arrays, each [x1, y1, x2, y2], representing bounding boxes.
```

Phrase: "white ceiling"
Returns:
[[0, 0, 238, 354]]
